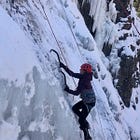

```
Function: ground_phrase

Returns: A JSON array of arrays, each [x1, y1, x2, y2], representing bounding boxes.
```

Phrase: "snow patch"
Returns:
[[0, 6, 41, 86], [0, 121, 20, 140]]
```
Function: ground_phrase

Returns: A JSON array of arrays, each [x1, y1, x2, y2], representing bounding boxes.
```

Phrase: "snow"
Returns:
[[108, 0, 117, 23], [0, 6, 41, 86], [122, 107, 140, 138], [21, 135, 30, 140], [0, 120, 20, 140], [0, 0, 140, 140]]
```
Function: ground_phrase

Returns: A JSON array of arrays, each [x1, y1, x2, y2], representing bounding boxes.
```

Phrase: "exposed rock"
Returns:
[[116, 55, 136, 107], [118, 47, 124, 57], [135, 97, 138, 104], [78, 0, 94, 36], [132, 104, 136, 110], [102, 42, 112, 56], [130, 45, 135, 52], [121, 23, 132, 30], [114, 0, 131, 22], [77, 0, 139, 108], [136, 39, 140, 45], [119, 33, 129, 40], [127, 16, 134, 23]]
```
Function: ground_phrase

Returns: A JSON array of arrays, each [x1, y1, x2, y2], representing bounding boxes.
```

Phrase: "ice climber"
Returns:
[[60, 62, 96, 140]]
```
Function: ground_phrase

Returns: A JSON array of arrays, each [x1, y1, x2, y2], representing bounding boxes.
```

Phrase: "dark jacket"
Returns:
[[61, 64, 96, 104]]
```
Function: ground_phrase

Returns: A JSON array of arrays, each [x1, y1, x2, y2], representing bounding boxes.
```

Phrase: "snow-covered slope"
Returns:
[[0, 0, 140, 140]]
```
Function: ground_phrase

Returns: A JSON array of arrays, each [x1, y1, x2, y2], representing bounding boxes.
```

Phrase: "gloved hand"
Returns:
[[60, 62, 65, 68], [64, 84, 70, 92]]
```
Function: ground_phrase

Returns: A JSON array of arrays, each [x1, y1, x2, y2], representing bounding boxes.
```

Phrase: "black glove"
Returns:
[[64, 85, 70, 92], [60, 62, 65, 68]]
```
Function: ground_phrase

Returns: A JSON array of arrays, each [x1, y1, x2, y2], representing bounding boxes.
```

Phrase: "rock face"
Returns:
[[77, 0, 140, 107], [117, 55, 135, 107], [102, 43, 112, 57], [117, 48, 140, 107], [78, 0, 95, 36], [114, 0, 131, 22], [113, 0, 140, 107]]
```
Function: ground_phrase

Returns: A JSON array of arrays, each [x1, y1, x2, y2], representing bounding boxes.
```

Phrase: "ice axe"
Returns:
[[50, 49, 67, 85], [50, 49, 61, 65]]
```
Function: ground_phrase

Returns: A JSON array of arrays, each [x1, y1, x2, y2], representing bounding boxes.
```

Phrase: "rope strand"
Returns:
[[38, 0, 77, 88], [58, 0, 85, 63], [35, 1, 124, 139]]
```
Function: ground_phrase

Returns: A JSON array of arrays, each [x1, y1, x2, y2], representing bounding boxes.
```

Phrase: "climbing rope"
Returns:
[[58, 0, 85, 63], [38, 0, 77, 88], [32, 0, 47, 20], [35, 1, 123, 139], [56, 2, 122, 139], [133, 22, 140, 35]]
